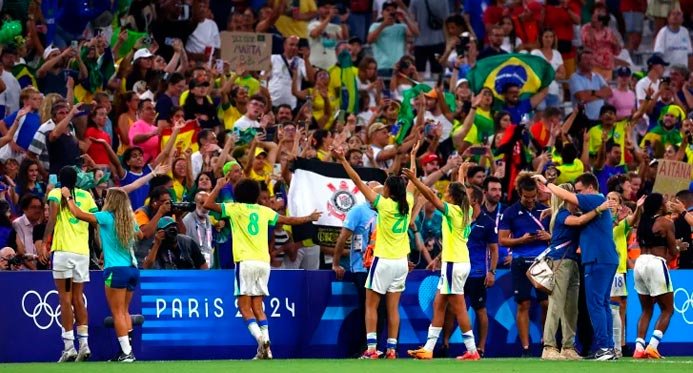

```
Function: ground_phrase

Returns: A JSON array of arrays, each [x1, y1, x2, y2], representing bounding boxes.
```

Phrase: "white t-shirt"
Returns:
[[185, 19, 221, 54], [234, 115, 261, 131], [0, 70, 20, 116], [501, 37, 523, 53], [191, 151, 203, 180], [308, 20, 342, 70], [363, 143, 393, 170], [635, 75, 659, 103], [653, 26, 693, 69], [531, 49, 564, 96], [268, 54, 307, 109], [425, 111, 453, 142]]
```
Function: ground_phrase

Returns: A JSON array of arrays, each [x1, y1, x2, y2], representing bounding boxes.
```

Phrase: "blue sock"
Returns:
[[366, 332, 377, 350], [387, 338, 397, 350]]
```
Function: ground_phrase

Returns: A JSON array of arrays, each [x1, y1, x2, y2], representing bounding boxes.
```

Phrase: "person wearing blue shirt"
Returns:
[[500, 83, 548, 124], [332, 200, 384, 356], [568, 49, 612, 121], [0, 87, 42, 152], [540, 182, 612, 360], [537, 172, 619, 360], [61, 187, 142, 362], [498, 172, 550, 357], [458, 176, 502, 357]]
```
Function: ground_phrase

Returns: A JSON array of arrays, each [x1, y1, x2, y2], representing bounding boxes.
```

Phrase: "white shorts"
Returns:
[[438, 261, 471, 295], [51, 251, 90, 282], [365, 257, 408, 294], [235, 260, 270, 296], [610, 272, 628, 297], [634, 254, 673, 297]]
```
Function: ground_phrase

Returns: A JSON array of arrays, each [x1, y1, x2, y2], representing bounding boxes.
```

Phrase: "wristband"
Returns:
[[591, 89, 596, 97], [66, 196, 74, 201], [489, 269, 496, 275], [594, 208, 602, 215]]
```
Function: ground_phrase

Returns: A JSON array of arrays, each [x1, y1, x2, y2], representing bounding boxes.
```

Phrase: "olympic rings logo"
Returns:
[[21, 290, 88, 330], [673, 287, 693, 325]]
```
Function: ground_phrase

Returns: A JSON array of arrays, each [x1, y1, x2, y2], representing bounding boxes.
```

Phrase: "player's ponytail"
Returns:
[[58, 166, 78, 208], [385, 175, 409, 217]]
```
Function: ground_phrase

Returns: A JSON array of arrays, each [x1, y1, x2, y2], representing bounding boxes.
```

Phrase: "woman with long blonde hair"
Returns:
[[61, 187, 143, 363], [540, 183, 612, 360]]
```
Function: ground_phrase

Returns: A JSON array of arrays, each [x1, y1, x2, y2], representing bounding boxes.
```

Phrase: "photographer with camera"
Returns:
[[133, 186, 187, 267], [438, 15, 477, 76], [143, 216, 208, 270], [0, 246, 37, 271]]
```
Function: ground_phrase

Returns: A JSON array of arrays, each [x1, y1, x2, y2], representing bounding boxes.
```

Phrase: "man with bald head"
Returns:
[[269, 35, 315, 109]]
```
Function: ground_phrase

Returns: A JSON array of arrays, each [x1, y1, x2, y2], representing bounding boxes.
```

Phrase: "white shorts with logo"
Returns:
[[51, 251, 90, 282], [365, 257, 408, 294], [438, 261, 471, 295], [235, 260, 270, 296], [610, 272, 628, 297], [634, 254, 673, 297]]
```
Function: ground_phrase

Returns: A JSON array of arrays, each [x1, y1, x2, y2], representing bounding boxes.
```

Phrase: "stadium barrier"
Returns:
[[2, 269, 692, 362]]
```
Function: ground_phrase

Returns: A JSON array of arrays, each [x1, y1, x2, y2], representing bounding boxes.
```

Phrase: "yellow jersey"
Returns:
[[221, 202, 279, 263], [588, 120, 627, 165], [220, 103, 242, 131], [373, 193, 414, 259], [555, 160, 585, 184], [441, 203, 472, 263], [47, 188, 98, 256], [613, 218, 630, 274], [273, 0, 317, 39]]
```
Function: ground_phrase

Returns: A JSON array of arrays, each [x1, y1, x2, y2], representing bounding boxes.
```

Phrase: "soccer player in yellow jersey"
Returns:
[[402, 166, 483, 361], [204, 176, 321, 359], [334, 144, 417, 360], [606, 192, 644, 358], [38, 167, 98, 363]]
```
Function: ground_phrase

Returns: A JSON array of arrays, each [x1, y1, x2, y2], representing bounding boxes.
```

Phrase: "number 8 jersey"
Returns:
[[372, 193, 414, 259], [221, 202, 279, 263]]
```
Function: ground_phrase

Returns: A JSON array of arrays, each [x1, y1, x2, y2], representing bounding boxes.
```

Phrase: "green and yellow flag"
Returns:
[[468, 53, 555, 101]]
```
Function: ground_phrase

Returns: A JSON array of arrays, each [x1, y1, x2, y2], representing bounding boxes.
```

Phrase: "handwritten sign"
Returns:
[[220, 32, 272, 71], [652, 159, 692, 200]]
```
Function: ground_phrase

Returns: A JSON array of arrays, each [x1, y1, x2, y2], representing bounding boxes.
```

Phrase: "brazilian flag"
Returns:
[[468, 53, 555, 101], [11, 64, 37, 89]]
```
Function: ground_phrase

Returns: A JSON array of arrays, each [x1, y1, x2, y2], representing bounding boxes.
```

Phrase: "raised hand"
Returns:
[[308, 210, 323, 221], [60, 187, 71, 198], [401, 167, 416, 180]]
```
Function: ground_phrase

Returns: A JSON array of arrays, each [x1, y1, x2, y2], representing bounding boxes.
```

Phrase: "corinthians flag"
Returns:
[[288, 158, 387, 246]]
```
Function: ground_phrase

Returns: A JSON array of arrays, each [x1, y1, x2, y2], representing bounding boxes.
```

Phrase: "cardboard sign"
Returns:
[[220, 32, 272, 71], [652, 159, 692, 200]]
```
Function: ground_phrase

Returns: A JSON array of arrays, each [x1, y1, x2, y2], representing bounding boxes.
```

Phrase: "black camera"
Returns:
[[399, 60, 410, 70], [456, 32, 471, 56], [598, 14, 610, 26], [171, 202, 196, 212]]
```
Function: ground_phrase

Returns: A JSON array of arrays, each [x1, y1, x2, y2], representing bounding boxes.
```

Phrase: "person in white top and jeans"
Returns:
[[268, 36, 315, 109], [653, 8, 692, 72]]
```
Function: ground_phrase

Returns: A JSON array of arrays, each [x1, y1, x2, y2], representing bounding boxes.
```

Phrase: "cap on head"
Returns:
[[647, 54, 669, 69], [368, 122, 387, 138], [134, 48, 154, 62], [157, 216, 176, 230]]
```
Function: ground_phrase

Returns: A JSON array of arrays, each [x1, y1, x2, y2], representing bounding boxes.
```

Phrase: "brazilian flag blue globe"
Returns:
[[468, 53, 555, 101]]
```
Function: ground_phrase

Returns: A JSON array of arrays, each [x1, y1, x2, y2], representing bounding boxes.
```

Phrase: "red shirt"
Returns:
[[544, 3, 580, 42], [508, 2, 543, 46], [530, 121, 550, 149], [85, 126, 112, 165], [620, 0, 647, 12]]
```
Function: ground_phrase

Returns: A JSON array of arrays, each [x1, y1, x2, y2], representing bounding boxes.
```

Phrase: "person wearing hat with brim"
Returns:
[[119, 47, 156, 93], [635, 54, 669, 106], [609, 66, 636, 120], [640, 104, 687, 157], [143, 215, 209, 270], [364, 122, 394, 169], [244, 135, 279, 187], [36, 44, 81, 97]]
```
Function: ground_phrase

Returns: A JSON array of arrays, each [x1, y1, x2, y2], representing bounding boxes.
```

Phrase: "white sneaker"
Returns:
[[58, 347, 78, 363], [560, 348, 582, 360], [76, 345, 91, 362]]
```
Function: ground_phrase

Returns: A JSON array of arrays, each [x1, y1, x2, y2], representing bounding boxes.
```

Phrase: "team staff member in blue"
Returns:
[[463, 177, 500, 357], [535, 172, 618, 360], [482, 177, 511, 269], [332, 192, 386, 356], [498, 172, 550, 357]]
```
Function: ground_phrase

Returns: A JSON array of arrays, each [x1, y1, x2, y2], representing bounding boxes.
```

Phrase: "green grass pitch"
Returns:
[[1, 358, 693, 373]]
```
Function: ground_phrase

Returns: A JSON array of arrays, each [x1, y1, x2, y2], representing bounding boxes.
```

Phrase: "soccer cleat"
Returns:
[[57, 347, 78, 363], [116, 351, 136, 363], [263, 341, 273, 360], [560, 348, 582, 360], [632, 348, 647, 359], [541, 346, 563, 360], [593, 348, 616, 361], [407, 347, 433, 360], [645, 345, 663, 359], [359, 349, 380, 359], [75, 345, 91, 362], [456, 350, 481, 361], [385, 349, 397, 359], [253, 345, 263, 360]]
